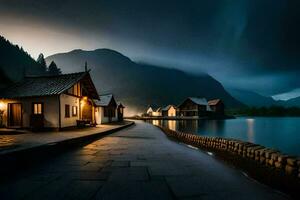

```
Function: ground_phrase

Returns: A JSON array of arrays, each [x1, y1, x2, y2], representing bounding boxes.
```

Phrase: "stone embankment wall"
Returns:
[[157, 126, 300, 179]]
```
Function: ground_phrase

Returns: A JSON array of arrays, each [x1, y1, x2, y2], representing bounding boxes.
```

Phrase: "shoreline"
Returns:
[[125, 115, 235, 120], [156, 125, 300, 199]]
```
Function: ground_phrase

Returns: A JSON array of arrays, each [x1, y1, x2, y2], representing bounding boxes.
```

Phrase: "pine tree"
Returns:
[[48, 61, 62, 76], [36, 53, 47, 73]]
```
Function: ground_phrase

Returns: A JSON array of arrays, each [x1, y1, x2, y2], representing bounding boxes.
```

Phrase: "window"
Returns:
[[65, 104, 70, 118], [72, 106, 78, 116], [33, 103, 43, 115]]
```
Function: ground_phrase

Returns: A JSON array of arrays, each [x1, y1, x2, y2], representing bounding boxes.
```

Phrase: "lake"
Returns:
[[148, 117, 300, 156]]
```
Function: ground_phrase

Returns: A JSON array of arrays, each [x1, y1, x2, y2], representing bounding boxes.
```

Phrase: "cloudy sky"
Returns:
[[0, 0, 299, 100]]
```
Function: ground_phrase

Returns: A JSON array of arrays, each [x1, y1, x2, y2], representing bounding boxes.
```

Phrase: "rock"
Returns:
[[285, 165, 297, 176], [287, 157, 297, 166]]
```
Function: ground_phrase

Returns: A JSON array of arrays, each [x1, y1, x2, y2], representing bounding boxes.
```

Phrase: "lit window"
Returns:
[[33, 103, 43, 114], [72, 106, 78, 116]]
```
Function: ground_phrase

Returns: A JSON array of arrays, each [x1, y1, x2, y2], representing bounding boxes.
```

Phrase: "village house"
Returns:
[[208, 99, 225, 115], [162, 105, 177, 117], [94, 94, 124, 124], [0, 71, 99, 130], [177, 97, 211, 117], [145, 106, 162, 117]]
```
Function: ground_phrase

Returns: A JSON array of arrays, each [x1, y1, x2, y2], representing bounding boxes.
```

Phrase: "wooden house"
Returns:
[[162, 105, 177, 117], [146, 106, 154, 116], [208, 99, 225, 115], [177, 97, 211, 117], [94, 94, 118, 124], [145, 106, 162, 117], [0, 71, 99, 130]]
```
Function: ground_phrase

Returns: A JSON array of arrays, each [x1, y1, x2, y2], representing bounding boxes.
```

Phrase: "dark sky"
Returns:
[[0, 0, 299, 99]]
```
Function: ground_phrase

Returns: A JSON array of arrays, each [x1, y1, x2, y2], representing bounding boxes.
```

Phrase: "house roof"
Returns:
[[156, 107, 162, 112], [208, 99, 222, 106], [0, 71, 99, 99], [118, 102, 125, 108], [178, 97, 211, 111], [94, 94, 116, 107], [162, 105, 176, 111], [188, 97, 208, 105]]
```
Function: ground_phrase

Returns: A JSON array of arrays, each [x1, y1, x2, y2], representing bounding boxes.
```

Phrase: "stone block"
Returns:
[[285, 165, 297, 176], [287, 157, 297, 166]]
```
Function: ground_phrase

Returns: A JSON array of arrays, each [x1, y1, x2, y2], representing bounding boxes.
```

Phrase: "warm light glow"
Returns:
[[83, 96, 88, 100], [0, 101, 5, 110]]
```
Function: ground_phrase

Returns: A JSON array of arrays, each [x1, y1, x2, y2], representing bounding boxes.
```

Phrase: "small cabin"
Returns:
[[94, 94, 118, 124], [208, 99, 225, 115], [145, 106, 162, 117], [177, 97, 211, 117], [0, 71, 99, 130], [162, 105, 177, 117]]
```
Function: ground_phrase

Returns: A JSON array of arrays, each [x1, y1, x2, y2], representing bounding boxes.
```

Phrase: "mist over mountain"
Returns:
[[227, 89, 278, 107], [228, 88, 300, 108], [46, 49, 243, 115]]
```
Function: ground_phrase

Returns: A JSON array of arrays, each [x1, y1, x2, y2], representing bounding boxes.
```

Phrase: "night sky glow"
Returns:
[[0, 0, 299, 99]]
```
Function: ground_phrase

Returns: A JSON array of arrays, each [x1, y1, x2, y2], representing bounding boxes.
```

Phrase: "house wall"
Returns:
[[152, 111, 162, 117], [59, 94, 80, 128], [95, 106, 118, 124], [168, 106, 176, 116], [0, 96, 59, 128]]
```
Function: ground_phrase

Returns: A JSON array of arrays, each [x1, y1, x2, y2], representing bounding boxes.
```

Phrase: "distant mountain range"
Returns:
[[1, 35, 298, 113], [46, 49, 244, 114], [227, 88, 300, 107]]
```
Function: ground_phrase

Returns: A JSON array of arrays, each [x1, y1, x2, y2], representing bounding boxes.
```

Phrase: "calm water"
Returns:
[[148, 117, 300, 156]]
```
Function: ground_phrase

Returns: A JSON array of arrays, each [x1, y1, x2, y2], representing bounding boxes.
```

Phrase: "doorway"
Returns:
[[8, 103, 22, 128]]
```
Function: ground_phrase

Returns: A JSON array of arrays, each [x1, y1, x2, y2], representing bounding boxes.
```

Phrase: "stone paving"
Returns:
[[0, 121, 131, 155], [0, 121, 290, 200]]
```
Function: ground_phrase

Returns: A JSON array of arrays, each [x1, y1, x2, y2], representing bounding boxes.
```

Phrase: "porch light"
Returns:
[[0, 101, 5, 110], [80, 96, 88, 107]]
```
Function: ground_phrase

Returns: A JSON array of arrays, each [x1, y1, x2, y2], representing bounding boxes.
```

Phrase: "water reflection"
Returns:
[[246, 118, 255, 143], [147, 117, 300, 156]]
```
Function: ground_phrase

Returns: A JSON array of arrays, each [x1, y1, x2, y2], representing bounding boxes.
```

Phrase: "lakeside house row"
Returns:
[[0, 70, 124, 130], [145, 97, 224, 118]]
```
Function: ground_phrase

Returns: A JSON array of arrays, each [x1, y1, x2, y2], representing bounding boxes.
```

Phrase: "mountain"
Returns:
[[283, 96, 300, 107], [227, 88, 300, 107], [46, 49, 243, 115], [227, 88, 278, 107], [0, 36, 45, 84]]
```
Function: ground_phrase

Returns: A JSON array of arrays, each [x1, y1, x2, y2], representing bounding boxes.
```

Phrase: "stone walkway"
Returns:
[[0, 121, 131, 155], [0, 121, 289, 200]]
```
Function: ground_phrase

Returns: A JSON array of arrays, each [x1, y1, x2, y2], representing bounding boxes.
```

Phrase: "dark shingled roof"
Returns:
[[208, 99, 222, 106], [94, 94, 117, 107], [0, 71, 99, 99]]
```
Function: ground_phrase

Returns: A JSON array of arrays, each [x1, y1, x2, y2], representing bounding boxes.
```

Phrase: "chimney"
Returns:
[[85, 61, 88, 72]]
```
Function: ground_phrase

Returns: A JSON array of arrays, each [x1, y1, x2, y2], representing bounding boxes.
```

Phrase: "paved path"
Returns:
[[0, 121, 131, 155], [0, 121, 289, 200]]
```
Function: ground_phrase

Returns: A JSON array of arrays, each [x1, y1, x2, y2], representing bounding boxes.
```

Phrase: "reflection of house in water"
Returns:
[[197, 120, 225, 136], [177, 120, 199, 133], [152, 120, 161, 126], [167, 120, 176, 131]]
